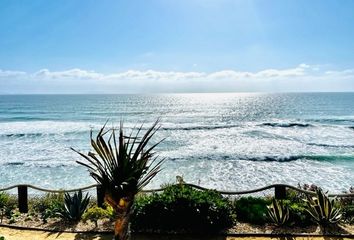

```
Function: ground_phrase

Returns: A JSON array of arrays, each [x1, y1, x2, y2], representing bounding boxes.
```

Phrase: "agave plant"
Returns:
[[72, 120, 164, 240], [303, 188, 342, 227], [61, 190, 90, 221], [267, 198, 289, 226]]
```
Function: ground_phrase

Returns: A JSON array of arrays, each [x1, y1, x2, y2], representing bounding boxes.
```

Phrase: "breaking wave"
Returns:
[[261, 122, 312, 128]]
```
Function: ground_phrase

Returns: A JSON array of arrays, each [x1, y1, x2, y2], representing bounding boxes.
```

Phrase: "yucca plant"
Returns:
[[303, 188, 342, 228], [267, 198, 289, 226], [61, 190, 90, 221], [72, 120, 164, 240]]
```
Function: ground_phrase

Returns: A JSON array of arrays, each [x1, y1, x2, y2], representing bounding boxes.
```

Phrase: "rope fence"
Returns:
[[0, 183, 353, 213]]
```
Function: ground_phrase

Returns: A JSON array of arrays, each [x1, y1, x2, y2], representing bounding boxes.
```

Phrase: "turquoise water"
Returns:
[[0, 93, 353, 192]]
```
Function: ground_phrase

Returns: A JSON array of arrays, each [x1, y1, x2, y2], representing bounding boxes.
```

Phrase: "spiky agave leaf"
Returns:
[[61, 190, 90, 221], [267, 198, 289, 226], [72, 120, 164, 200], [303, 188, 342, 226]]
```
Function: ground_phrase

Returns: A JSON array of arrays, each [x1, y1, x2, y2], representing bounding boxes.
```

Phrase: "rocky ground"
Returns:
[[0, 214, 353, 236]]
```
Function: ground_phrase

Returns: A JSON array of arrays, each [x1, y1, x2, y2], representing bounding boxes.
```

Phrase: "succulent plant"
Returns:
[[61, 190, 90, 221], [267, 198, 289, 226], [303, 188, 342, 227]]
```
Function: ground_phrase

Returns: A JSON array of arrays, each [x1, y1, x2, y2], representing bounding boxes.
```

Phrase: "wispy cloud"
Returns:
[[0, 64, 353, 93], [0, 69, 26, 78], [33, 68, 102, 79], [25, 64, 311, 81]]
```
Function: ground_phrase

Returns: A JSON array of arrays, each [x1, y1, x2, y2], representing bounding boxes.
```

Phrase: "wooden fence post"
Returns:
[[274, 185, 286, 199], [18, 185, 28, 213], [96, 185, 105, 208]]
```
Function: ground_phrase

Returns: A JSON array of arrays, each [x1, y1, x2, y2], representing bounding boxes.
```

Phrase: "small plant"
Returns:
[[29, 192, 65, 223], [301, 183, 320, 192], [286, 184, 320, 203], [340, 186, 354, 206], [267, 198, 289, 226], [0, 208, 4, 223], [61, 190, 90, 221], [0, 236, 5, 240], [303, 188, 342, 227], [82, 206, 114, 228], [342, 205, 354, 224], [0, 192, 17, 218], [234, 196, 270, 224], [286, 201, 314, 226], [7, 209, 20, 224]]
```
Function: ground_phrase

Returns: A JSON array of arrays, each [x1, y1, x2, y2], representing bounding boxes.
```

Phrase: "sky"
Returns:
[[0, 0, 354, 93]]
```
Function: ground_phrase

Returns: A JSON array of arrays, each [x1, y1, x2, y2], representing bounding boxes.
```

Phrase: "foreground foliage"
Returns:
[[29, 193, 64, 223], [234, 196, 270, 224], [0, 184, 353, 234], [82, 205, 115, 227], [61, 190, 90, 221], [303, 189, 342, 227], [267, 199, 289, 226], [0, 192, 16, 222], [131, 184, 235, 233], [73, 120, 164, 240]]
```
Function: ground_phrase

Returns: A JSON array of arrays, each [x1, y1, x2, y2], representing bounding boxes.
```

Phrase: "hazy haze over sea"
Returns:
[[0, 93, 353, 192]]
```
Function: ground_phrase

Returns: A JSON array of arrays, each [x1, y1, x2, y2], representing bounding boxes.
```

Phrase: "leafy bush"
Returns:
[[234, 196, 270, 224], [342, 205, 354, 223], [29, 193, 64, 222], [0, 192, 17, 219], [339, 187, 354, 209], [61, 190, 90, 221], [131, 184, 235, 233], [82, 205, 115, 227], [285, 201, 313, 226], [0, 236, 5, 240], [286, 184, 320, 203], [285, 186, 319, 226]]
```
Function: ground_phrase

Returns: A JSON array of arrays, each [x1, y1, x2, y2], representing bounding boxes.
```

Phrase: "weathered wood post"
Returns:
[[96, 185, 105, 208], [274, 185, 286, 199], [18, 185, 28, 213]]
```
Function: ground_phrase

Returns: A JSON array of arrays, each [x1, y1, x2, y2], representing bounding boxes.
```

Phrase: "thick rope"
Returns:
[[0, 183, 353, 197]]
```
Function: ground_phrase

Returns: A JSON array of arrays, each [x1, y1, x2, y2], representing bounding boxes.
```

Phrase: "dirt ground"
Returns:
[[1, 226, 354, 240]]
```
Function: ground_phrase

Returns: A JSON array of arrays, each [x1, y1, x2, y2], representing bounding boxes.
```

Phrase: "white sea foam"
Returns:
[[0, 121, 100, 135], [0, 94, 354, 192]]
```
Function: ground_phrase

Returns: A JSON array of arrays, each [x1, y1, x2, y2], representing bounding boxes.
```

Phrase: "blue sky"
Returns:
[[0, 0, 354, 93]]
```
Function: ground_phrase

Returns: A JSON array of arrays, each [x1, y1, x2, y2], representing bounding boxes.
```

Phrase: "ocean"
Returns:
[[0, 93, 353, 193]]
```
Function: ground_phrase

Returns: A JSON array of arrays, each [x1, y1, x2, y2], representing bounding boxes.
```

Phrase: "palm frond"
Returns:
[[72, 120, 164, 199]]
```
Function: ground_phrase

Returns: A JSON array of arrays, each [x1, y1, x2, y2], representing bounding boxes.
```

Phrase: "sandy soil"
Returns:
[[0, 226, 354, 240], [0, 226, 109, 240]]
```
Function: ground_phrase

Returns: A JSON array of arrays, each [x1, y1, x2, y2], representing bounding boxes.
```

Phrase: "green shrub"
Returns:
[[234, 196, 270, 224], [0, 236, 5, 240], [8, 209, 21, 224], [342, 205, 354, 223], [0, 192, 17, 218], [82, 205, 115, 227], [29, 193, 64, 222], [286, 184, 320, 203], [0, 192, 17, 209], [284, 201, 313, 226], [131, 184, 235, 233], [339, 187, 354, 206]]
